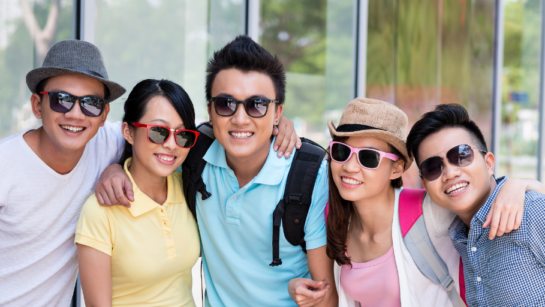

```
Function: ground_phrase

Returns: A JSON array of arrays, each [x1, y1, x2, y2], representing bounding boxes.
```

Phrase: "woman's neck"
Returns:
[[128, 157, 168, 205], [225, 139, 272, 188], [351, 185, 397, 235]]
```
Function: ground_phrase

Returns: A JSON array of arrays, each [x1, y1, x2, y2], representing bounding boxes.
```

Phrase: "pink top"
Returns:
[[340, 247, 401, 307]]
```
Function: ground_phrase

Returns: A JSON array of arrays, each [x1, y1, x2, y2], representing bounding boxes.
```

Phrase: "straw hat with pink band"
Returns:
[[327, 97, 413, 171]]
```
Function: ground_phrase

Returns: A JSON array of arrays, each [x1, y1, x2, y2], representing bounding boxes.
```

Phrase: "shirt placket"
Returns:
[[468, 222, 487, 306], [158, 204, 176, 259], [225, 169, 245, 226]]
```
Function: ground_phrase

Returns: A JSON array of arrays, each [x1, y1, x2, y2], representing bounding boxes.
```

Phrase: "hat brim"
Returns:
[[328, 119, 413, 171], [26, 67, 126, 103]]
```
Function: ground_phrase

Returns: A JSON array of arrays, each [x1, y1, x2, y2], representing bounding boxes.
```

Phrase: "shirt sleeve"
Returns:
[[100, 121, 125, 162], [303, 160, 329, 250], [525, 191, 545, 266], [75, 195, 114, 256]]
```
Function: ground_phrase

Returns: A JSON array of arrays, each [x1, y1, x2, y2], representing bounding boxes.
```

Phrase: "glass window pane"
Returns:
[[258, 0, 356, 145], [0, 0, 73, 139], [367, 0, 495, 187], [94, 0, 244, 124], [499, 0, 542, 179]]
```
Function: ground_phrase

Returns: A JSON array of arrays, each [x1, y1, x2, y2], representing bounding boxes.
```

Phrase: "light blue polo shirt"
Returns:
[[196, 138, 328, 307]]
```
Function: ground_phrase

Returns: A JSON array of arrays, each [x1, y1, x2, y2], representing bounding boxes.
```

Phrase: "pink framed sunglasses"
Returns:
[[329, 141, 399, 169]]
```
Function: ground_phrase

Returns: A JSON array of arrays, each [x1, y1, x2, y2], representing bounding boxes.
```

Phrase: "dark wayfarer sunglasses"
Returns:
[[40, 91, 107, 117], [419, 144, 487, 181], [329, 141, 399, 169], [211, 96, 279, 118], [131, 123, 199, 148]]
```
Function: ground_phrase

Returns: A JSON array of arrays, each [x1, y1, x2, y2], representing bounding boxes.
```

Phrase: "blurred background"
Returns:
[[1, 0, 545, 188]]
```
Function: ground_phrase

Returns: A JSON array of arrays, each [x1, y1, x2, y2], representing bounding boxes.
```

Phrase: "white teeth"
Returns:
[[446, 182, 469, 194], [61, 125, 84, 132], [341, 177, 363, 185], [230, 132, 253, 139], [156, 155, 174, 162]]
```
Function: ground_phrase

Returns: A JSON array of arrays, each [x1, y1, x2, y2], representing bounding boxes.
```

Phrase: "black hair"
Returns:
[[119, 79, 196, 164], [406, 104, 488, 166], [36, 77, 110, 100], [205, 35, 286, 104]]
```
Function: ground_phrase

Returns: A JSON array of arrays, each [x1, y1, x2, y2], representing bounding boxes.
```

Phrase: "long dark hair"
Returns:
[[326, 136, 403, 266], [119, 79, 196, 164]]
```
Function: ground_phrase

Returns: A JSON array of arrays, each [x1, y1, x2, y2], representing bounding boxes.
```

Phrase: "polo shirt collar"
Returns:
[[203, 138, 286, 186], [124, 158, 183, 217]]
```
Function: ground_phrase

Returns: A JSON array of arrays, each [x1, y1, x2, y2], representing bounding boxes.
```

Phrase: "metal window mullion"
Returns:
[[538, 0, 545, 181], [80, 0, 95, 43], [244, 0, 260, 42], [491, 0, 505, 174], [354, 0, 369, 98]]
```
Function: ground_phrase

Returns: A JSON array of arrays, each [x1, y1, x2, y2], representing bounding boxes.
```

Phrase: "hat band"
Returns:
[[67, 67, 105, 79], [336, 124, 386, 132]]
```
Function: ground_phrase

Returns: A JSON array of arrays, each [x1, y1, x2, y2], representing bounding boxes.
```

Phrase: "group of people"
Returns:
[[1, 35, 544, 307]]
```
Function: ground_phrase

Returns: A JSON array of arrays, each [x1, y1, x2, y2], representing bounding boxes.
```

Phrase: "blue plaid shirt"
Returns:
[[450, 177, 545, 307]]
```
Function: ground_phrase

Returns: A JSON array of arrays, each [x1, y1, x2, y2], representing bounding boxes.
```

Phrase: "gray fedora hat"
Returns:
[[26, 40, 125, 102]]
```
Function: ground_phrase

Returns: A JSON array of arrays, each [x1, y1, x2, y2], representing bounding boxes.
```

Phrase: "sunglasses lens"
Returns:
[[331, 143, 351, 162], [358, 150, 381, 169], [80, 97, 105, 117], [420, 157, 443, 181], [215, 98, 237, 116], [246, 98, 269, 117], [50, 92, 75, 113], [176, 131, 197, 148], [447, 144, 474, 167], [148, 126, 170, 144]]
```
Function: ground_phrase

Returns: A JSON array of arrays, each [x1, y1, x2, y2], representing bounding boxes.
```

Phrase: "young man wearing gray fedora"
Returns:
[[0, 39, 299, 307]]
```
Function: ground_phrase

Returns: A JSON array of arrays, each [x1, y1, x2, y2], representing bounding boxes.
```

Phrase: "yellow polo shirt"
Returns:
[[75, 158, 200, 306]]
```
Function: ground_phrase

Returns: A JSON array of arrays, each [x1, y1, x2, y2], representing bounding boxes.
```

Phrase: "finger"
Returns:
[[277, 130, 292, 158], [496, 210, 509, 237], [272, 125, 279, 136], [103, 182, 118, 206], [504, 209, 517, 234], [514, 211, 522, 230], [101, 190, 113, 206], [296, 136, 302, 149], [483, 206, 493, 228], [488, 209, 502, 240], [274, 123, 287, 153], [113, 180, 131, 208], [298, 286, 328, 301], [96, 192, 104, 205], [123, 179, 135, 203], [284, 133, 299, 158], [303, 279, 326, 289]]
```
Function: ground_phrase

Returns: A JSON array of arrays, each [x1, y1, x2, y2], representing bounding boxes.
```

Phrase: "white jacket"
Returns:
[[334, 188, 465, 307]]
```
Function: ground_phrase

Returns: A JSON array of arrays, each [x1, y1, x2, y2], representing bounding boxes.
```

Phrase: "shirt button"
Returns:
[[166, 207, 169, 211], [471, 247, 477, 252], [232, 196, 237, 201], [477, 277, 482, 282], [167, 236, 172, 240]]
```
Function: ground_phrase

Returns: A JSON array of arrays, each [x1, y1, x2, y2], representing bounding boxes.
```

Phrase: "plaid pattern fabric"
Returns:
[[450, 177, 545, 306]]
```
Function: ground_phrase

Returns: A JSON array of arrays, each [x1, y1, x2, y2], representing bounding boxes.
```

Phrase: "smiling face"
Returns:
[[418, 127, 496, 216], [123, 96, 190, 178], [32, 74, 109, 153], [330, 136, 403, 202], [208, 68, 283, 162]]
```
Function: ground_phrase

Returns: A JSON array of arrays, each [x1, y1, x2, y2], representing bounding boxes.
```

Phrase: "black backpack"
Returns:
[[181, 123, 326, 266]]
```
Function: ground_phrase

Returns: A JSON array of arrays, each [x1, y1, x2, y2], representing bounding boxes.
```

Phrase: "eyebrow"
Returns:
[[50, 89, 104, 98], [215, 93, 273, 100], [150, 119, 185, 129]]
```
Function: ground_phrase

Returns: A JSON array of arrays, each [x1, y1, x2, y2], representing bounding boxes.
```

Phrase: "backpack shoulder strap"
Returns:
[[270, 138, 326, 266], [400, 189, 465, 307], [181, 123, 215, 221]]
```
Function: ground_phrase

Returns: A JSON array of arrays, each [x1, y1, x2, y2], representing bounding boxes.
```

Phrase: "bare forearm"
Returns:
[[77, 244, 112, 307], [308, 246, 338, 307]]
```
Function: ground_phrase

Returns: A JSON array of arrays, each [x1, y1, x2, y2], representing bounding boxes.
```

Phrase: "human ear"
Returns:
[[484, 152, 496, 177], [390, 159, 404, 180], [30, 93, 43, 119], [122, 122, 135, 145], [207, 103, 212, 125], [99, 104, 111, 127], [274, 104, 284, 124]]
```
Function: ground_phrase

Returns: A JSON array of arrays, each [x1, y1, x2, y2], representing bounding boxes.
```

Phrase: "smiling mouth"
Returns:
[[341, 176, 363, 185], [445, 182, 469, 194], [60, 125, 85, 133], [229, 132, 254, 139], [155, 154, 176, 162]]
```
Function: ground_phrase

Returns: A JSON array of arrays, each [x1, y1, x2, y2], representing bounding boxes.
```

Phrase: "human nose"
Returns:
[[64, 100, 86, 120], [441, 158, 462, 182], [231, 102, 251, 125], [342, 152, 361, 173], [163, 129, 178, 150]]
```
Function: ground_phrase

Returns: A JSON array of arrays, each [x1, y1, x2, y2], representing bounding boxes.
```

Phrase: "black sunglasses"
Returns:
[[419, 144, 487, 181], [40, 91, 107, 117], [211, 96, 279, 118]]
